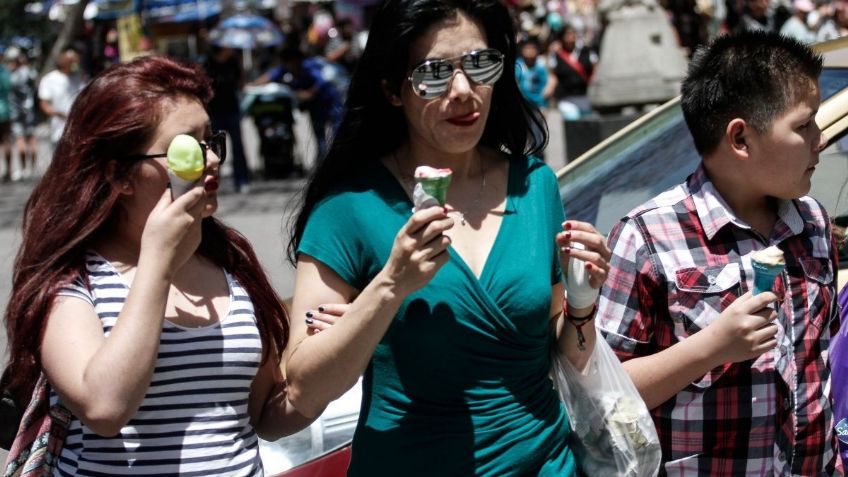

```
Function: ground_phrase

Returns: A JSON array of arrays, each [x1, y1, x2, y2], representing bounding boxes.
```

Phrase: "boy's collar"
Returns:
[[688, 164, 804, 241]]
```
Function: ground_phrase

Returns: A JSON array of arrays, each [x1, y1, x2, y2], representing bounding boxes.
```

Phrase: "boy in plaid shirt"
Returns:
[[596, 31, 840, 475]]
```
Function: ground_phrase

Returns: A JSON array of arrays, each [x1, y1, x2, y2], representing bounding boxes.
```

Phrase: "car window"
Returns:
[[557, 103, 699, 235], [820, 68, 848, 102], [811, 133, 848, 262]]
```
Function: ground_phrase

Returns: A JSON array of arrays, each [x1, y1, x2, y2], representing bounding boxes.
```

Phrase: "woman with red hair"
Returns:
[[2, 55, 309, 475]]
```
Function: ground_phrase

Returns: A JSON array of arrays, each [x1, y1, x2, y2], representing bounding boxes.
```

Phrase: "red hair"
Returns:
[[3, 55, 288, 406]]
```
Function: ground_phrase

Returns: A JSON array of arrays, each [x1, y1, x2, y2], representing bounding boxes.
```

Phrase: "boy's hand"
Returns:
[[703, 291, 780, 365]]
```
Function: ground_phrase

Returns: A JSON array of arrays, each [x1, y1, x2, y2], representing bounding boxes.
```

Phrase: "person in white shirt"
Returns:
[[779, 0, 817, 44], [38, 47, 83, 147]]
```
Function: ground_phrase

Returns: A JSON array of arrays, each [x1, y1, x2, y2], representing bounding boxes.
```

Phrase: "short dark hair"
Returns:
[[681, 31, 822, 156], [519, 36, 541, 50]]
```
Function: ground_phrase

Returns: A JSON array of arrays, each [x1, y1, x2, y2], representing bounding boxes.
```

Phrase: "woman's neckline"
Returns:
[[87, 250, 234, 331]]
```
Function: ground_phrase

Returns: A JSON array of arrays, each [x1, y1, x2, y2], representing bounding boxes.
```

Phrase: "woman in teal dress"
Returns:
[[283, 0, 611, 474]]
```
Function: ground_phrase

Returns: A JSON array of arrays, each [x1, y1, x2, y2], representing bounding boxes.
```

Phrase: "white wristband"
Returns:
[[565, 242, 600, 309]]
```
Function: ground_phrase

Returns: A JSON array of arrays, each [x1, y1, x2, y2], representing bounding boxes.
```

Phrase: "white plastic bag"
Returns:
[[551, 327, 661, 477]]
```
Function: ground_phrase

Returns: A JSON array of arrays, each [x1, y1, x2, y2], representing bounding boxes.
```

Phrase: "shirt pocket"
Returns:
[[671, 263, 742, 334], [797, 257, 833, 331]]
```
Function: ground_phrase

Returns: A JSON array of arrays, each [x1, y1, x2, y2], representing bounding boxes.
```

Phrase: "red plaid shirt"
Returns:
[[597, 165, 840, 476]]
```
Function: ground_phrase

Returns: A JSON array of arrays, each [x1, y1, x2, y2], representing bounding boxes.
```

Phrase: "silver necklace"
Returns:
[[394, 153, 486, 226]]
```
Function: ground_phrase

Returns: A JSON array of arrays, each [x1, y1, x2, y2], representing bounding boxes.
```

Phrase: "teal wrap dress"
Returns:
[[298, 155, 576, 476]]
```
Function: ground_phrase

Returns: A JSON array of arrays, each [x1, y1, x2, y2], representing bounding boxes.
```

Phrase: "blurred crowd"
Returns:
[[1, 0, 847, 187], [508, 0, 848, 118]]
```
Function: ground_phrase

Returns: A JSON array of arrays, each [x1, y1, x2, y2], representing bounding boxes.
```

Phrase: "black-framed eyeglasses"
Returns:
[[127, 131, 227, 165], [407, 48, 505, 99]]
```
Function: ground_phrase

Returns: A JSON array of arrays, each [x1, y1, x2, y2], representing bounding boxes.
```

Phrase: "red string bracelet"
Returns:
[[562, 296, 596, 351]]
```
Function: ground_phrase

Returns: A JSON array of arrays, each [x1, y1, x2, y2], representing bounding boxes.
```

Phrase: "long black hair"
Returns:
[[287, 0, 547, 264]]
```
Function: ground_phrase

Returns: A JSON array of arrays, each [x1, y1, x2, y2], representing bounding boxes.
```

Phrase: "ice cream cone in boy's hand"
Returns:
[[751, 246, 785, 295], [413, 166, 452, 211], [166, 134, 204, 199]]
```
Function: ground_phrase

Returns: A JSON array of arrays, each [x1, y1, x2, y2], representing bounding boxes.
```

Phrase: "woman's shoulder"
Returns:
[[317, 176, 385, 211], [320, 161, 397, 201], [509, 154, 557, 184], [54, 252, 118, 303], [308, 166, 398, 230]]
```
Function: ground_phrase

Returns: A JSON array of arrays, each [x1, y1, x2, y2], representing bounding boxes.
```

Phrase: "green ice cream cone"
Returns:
[[416, 176, 451, 206], [751, 261, 784, 295], [413, 166, 453, 207]]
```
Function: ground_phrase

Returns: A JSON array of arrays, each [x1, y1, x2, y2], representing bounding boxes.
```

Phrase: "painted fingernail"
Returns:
[[564, 232, 571, 239], [317, 306, 325, 313], [443, 206, 449, 214], [306, 311, 314, 318], [584, 262, 592, 269], [305, 318, 314, 324], [564, 221, 572, 230], [563, 246, 571, 253]]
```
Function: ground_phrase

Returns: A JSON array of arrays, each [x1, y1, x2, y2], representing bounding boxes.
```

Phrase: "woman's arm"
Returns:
[[249, 352, 313, 441], [40, 188, 206, 436], [284, 207, 453, 418], [551, 220, 611, 370], [550, 283, 598, 371], [283, 256, 404, 418], [248, 304, 352, 439]]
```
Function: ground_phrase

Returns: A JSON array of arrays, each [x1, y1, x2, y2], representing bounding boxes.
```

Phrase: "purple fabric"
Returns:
[[831, 284, 848, 466]]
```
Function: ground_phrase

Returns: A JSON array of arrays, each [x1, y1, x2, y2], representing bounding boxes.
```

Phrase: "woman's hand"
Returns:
[[556, 220, 611, 315], [556, 220, 611, 288], [305, 303, 350, 334], [380, 206, 454, 297], [140, 186, 206, 276]]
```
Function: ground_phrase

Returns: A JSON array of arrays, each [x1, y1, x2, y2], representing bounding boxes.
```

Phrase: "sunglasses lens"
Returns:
[[410, 49, 504, 99], [211, 133, 226, 163], [462, 49, 504, 85], [410, 61, 452, 98]]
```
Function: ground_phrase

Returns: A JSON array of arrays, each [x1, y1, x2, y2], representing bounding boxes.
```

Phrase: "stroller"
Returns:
[[242, 83, 301, 178]]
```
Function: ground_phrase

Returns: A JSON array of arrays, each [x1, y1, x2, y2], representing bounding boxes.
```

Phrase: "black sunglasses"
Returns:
[[408, 48, 505, 99], [128, 131, 227, 166]]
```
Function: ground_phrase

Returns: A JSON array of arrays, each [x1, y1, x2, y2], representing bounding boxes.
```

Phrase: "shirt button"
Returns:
[[707, 275, 717, 285], [783, 398, 791, 410], [778, 451, 786, 462]]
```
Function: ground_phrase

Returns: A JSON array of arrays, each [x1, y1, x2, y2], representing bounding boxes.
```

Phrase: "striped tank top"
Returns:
[[51, 252, 264, 476]]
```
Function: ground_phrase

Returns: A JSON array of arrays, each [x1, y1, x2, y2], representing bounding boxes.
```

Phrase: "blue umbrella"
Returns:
[[209, 13, 284, 50], [89, 0, 138, 20], [144, 0, 222, 23]]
